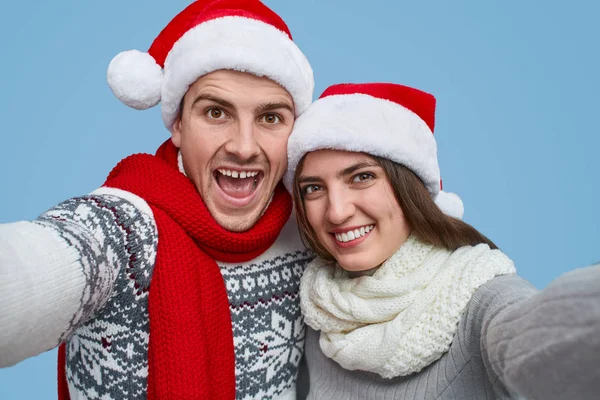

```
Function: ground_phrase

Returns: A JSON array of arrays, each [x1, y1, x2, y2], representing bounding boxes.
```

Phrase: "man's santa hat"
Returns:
[[107, 0, 314, 130], [284, 82, 465, 219]]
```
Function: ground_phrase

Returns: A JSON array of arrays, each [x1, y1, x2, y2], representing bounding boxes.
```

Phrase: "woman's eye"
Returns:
[[207, 108, 225, 119], [302, 184, 321, 195], [261, 114, 281, 124], [352, 173, 374, 183]]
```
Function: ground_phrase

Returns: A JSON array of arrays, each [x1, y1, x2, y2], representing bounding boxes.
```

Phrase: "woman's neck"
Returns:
[[346, 266, 379, 278]]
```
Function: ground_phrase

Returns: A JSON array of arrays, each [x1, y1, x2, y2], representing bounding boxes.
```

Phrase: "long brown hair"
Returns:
[[292, 153, 497, 262]]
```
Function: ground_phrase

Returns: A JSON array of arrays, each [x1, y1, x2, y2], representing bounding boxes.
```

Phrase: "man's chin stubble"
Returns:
[[215, 213, 262, 232]]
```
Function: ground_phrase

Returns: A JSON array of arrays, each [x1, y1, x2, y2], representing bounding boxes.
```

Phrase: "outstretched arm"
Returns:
[[0, 219, 108, 367], [0, 189, 156, 367], [482, 263, 600, 400]]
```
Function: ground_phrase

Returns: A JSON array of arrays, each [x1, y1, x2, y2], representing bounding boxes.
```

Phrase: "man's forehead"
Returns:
[[188, 72, 294, 110], [192, 70, 290, 94]]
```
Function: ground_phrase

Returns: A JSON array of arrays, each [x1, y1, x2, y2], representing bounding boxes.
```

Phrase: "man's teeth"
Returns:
[[335, 225, 374, 243], [217, 169, 259, 179]]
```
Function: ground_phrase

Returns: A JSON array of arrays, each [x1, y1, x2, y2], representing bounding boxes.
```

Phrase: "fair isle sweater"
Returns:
[[0, 187, 313, 400], [300, 267, 600, 400]]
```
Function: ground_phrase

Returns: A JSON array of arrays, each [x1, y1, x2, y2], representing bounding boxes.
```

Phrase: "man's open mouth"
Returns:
[[214, 168, 263, 200]]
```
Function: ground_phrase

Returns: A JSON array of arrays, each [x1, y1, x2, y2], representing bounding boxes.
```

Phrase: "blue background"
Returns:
[[1, 0, 598, 398]]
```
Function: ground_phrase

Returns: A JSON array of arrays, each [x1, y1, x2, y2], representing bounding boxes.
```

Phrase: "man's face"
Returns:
[[172, 70, 295, 232]]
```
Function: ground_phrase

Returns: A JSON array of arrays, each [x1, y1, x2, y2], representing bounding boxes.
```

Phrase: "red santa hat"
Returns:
[[284, 82, 465, 219], [107, 0, 314, 130]]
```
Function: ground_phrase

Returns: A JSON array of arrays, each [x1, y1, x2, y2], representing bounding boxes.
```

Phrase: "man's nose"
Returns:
[[224, 119, 261, 161]]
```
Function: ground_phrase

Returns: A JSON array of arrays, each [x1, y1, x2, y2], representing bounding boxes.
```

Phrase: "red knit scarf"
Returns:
[[58, 140, 292, 399]]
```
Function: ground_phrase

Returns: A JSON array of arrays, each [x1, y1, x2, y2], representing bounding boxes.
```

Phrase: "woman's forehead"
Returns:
[[302, 150, 374, 170], [298, 151, 381, 185]]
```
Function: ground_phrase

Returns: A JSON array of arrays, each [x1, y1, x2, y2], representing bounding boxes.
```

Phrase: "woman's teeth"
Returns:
[[335, 225, 374, 243]]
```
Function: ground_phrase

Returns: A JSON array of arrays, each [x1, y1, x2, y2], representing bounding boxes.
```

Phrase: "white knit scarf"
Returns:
[[299, 235, 516, 378]]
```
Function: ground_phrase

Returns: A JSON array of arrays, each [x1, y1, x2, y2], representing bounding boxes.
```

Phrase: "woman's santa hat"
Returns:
[[284, 83, 465, 219], [107, 0, 314, 130]]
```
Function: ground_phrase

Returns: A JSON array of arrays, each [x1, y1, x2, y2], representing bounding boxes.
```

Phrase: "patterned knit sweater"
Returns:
[[0, 187, 313, 399]]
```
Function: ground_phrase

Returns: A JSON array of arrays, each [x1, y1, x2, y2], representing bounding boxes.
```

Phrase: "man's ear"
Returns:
[[171, 115, 182, 148]]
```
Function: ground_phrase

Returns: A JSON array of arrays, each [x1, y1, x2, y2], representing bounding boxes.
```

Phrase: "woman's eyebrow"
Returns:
[[297, 175, 323, 185], [335, 161, 379, 178], [298, 161, 379, 184]]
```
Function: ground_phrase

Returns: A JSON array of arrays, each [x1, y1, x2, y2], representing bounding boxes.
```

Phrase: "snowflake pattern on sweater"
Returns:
[[37, 194, 157, 399], [38, 192, 312, 399], [223, 253, 309, 399]]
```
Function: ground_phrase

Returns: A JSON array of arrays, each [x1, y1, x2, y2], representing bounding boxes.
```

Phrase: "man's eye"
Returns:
[[207, 108, 225, 119], [352, 173, 374, 183], [261, 114, 281, 124]]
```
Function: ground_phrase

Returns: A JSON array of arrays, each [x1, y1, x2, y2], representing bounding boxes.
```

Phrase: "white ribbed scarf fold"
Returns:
[[299, 235, 516, 378]]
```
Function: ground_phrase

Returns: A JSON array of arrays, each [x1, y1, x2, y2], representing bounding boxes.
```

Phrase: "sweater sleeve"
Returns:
[[481, 264, 600, 400], [0, 188, 157, 368]]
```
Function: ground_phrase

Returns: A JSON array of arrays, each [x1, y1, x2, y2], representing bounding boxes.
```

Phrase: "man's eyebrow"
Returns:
[[335, 161, 380, 179], [254, 101, 295, 115], [190, 94, 235, 110]]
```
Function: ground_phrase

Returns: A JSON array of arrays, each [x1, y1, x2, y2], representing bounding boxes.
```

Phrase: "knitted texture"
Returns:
[[304, 267, 600, 400], [300, 235, 516, 378], [42, 193, 158, 399], [42, 190, 309, 399], [302, 275, 538, 400], [222, 249, 313, 399], [58, 140, 292, 399], [34, 199, 133, 344]]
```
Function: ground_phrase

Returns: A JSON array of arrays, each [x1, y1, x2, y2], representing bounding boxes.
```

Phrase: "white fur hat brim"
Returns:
[[285, 93, 440, 194], [285, 93, 465, 219], [107, 16, 314, 130]]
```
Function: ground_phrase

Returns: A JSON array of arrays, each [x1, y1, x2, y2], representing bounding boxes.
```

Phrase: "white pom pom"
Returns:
[[435, 191, 464, 220], [107, 50, 163, 110]]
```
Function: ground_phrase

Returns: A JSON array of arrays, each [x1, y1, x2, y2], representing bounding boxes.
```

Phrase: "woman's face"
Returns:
[[298, 150, 411, 272]]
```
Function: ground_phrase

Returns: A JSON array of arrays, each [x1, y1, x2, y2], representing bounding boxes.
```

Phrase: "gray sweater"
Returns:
[[299, 265, 600, 400]]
